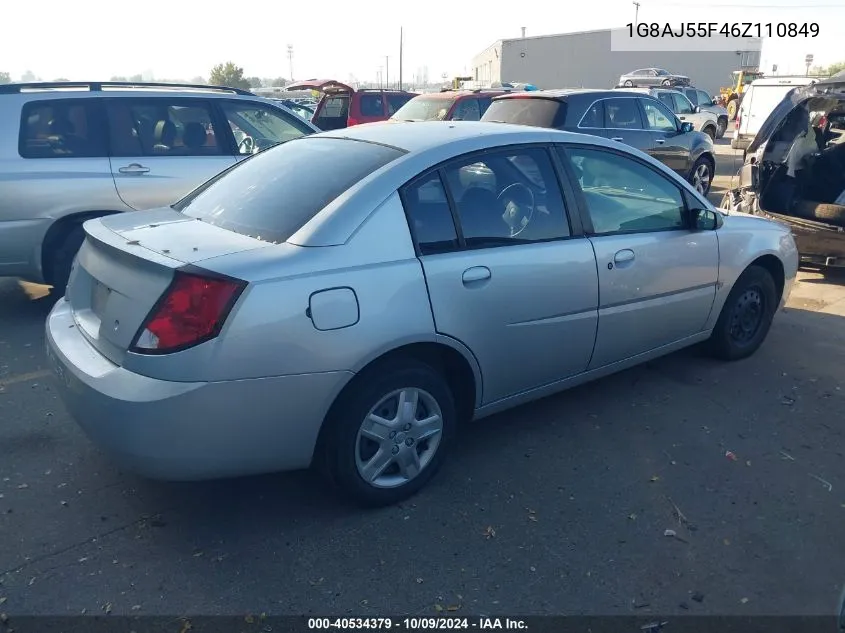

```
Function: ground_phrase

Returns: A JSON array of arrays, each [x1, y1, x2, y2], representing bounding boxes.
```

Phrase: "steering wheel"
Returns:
[[238, 135, 257, 154], [497, 183, 536, 237]]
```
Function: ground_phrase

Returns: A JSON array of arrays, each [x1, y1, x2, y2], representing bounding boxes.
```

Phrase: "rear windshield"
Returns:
[[481, 97, 566, 128], [392, 96, 457, 121], [176, 137, 405, 243]]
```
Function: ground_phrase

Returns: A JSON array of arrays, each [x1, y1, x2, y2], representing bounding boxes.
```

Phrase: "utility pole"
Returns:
[[633, 1, 641, 25], [385, 56, 389, 89], [399, 27, 403, 91], [287, 45, 294, 82]]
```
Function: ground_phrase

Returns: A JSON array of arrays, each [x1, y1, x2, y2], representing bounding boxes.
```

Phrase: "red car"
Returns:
[[286, 79, 416, 130], [389, 89, 510, 122]]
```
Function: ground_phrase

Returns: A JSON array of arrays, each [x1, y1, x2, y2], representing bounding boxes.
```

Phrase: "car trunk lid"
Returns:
[[746, 74, 845, 154], [66, 208, 268, 366]]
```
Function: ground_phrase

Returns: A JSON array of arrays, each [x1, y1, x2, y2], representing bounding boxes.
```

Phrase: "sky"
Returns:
[[1, 0, 843, 84]]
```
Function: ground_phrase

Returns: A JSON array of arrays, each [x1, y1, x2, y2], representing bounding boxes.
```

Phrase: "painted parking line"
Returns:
[[0, 369, 52, 389]]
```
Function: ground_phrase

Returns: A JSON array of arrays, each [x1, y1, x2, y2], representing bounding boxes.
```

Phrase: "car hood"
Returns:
[[746, 74, 845, 154]]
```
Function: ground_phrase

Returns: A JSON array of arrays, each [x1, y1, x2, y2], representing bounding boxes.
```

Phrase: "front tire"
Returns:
[[319, 359, 456, 507], [662, 79, 672, 86], [703, 125, 716, 141], [623, 80, 634, 87], [727, 99, 738, 120], [688, 156, 713, 196], [708, 265, 778, 361], [717, 117, 727, 138]]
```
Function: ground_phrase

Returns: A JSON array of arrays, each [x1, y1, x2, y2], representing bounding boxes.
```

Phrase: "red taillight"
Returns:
[[131, 271, 246, 354]]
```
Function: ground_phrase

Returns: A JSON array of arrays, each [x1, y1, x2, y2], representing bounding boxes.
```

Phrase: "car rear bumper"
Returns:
[[731, 135, 752, 150], [45, 298, 353, 481]]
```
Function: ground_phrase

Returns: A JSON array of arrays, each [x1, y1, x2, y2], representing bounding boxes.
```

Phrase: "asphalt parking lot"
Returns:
[[2, 136, 845, 619]]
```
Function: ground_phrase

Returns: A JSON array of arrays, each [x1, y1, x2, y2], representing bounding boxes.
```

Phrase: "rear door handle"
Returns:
[[462, 266, 491, 285], [611, 137, 624, 142], [655, 139, 665, 144], [613, 249, 636, 265], [118, 163, 150, 175]]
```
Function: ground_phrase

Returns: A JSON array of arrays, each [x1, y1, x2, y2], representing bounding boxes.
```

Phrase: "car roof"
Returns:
[[415, 90, 506, 100], [316, 120, 579, 154], [495, 88, 623, 101]]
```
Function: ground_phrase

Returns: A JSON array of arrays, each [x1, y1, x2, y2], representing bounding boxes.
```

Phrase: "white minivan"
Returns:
[[732, 76, 818, 151]]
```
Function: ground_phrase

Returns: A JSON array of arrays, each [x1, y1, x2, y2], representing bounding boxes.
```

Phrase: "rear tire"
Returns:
[[792, 200, 845, 228], [703, 125, 716, 141], [662, 79, 672, 86], [708, 265, 778, 361], [318, 359, 456, 507], [727, 99, 738, 120], [623, 80, 634, 87], [47, 225, 85, 299]]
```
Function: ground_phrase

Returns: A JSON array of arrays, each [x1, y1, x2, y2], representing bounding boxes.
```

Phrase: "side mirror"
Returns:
[[711, 98, 718, 106], [680, 121, 694, 133], [692, 208, 721, 230], [694, 105, 701, 114]]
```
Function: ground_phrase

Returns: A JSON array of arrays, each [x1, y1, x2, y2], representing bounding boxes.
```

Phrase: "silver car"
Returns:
[[618, 68, 690, 88], [46, 121, 799, 507], [0, 81, 319, 296]]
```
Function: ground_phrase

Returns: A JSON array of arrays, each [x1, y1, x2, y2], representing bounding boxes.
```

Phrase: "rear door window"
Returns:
[[219, 101, 312, 154], [481, 98, 566, 128], [604, 98, 643, 129], [657, 92, 676, 112], [697, 90, 713, 107], [579, 100, 604, 128], [19, 99, 107, 158], [359, 94, 385, 117], [176, 137, 405, 243], [401, 173, 459, 255], [105, 99, 224, 157]]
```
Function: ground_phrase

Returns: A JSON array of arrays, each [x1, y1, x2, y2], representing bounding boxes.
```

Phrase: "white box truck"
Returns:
[[732, 76, 818, 151]]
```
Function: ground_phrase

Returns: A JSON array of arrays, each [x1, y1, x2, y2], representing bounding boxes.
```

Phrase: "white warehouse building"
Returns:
[[471, 28, 762, 97]]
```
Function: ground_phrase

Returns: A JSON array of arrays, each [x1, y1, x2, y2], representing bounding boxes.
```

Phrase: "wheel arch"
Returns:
[[40, 210, 122, 284], [311, 337, 482, 469]]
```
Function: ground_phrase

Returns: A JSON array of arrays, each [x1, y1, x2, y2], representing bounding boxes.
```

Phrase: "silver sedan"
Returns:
[[46, 121, 799, 507]]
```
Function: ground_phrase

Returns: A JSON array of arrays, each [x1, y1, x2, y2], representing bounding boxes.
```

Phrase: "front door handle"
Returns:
[[613, 249, 636, 265], [611, 137, 624, 142], [462, 266, 491, 285], [118, 163, 150, 175], [655, 139, 665, 144]]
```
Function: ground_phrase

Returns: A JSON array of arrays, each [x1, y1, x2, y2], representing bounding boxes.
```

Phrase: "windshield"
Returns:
[[481, 98, 566, 128], [175, 137, 405, 243], [391, 96, 456, 121]]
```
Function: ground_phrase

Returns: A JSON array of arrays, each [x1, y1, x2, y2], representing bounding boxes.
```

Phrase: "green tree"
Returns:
[[247, 76, 263, 89], [190, 76, 207, 85], [53, 78, 69, 82], [0, 71, 11, 84], [268, 76, 287, 87], [128, 74, 144, 83], [21, 70, 38, 82], [825, 61, 845, 76], [208, 62, 251, 90], [110, 75, 128, 82]]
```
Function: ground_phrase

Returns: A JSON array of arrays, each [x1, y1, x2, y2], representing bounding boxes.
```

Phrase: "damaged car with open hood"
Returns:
[[722, 72, 845, 267]]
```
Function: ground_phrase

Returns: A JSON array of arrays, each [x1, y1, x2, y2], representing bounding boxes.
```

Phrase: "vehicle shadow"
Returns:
[[797, 266, 845, 285]]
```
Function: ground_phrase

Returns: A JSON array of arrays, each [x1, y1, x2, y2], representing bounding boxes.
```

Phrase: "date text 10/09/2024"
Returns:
[[626, 22, 820, 38], [308, 618, 528, 630]]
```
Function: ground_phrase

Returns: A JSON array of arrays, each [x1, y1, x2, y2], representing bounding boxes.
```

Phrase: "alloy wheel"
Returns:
[[354, 388, 444, 489]]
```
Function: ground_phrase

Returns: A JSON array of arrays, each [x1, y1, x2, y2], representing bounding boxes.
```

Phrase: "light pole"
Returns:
[[385, 56, 389, 89], [633, 1, 641, 25], [287, 45, 294, 82]]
